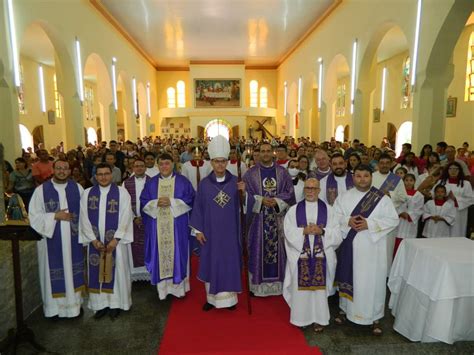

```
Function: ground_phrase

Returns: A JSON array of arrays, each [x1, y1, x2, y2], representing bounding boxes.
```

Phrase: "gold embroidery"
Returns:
[[107, 199, 119, 213], [88, 195, 99, 210], [213, 190, 231, 208], [157, 177, 175, 280]]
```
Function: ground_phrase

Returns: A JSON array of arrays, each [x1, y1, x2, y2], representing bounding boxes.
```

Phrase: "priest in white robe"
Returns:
[[181, 147, 212, 191], [334, 164, 399, 335], [79, 163, 134, 319], [29, 159, 85, 319], [283, 178, 342, 332], [141, 153, 195, 300], [226, 145, 248, 178], [319, 153, 354, 206]]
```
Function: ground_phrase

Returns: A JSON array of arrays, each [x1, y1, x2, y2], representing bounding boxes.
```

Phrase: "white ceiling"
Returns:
[[376, 26, 409, 63], [100, 0, 335, 67], [20, 24, 55, 66]]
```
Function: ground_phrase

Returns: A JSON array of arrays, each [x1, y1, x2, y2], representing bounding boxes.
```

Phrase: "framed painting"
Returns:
[[194, 79, 241, 108], [446, 97, 457, 117]]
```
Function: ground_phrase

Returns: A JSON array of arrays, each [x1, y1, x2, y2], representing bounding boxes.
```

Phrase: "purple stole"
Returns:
[[43, 180, 84, 298], [326, 173, 354, 205], [87, 184, 120, 293], [260, 166, 280, 280], [124, 175, 149, 268], [379, 172, 401, 194], [335, 187, 384, 301], [313, 169, 331, 181], [296, 200, 328, 290]]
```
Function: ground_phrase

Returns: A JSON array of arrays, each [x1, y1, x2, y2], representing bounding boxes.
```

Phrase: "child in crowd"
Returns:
[[395, 166, 407, 179], [422, 185, 456, 238], [394, 174, 424, 256]]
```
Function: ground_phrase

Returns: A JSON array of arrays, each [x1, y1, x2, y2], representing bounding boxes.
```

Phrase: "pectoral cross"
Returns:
[[107, 199, 119, 213], [88, 196, 99, 210]]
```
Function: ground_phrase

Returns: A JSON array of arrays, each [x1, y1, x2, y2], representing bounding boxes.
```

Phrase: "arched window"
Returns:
[[259, 87, 268, 108], [167, 87, 176, 108], [401, 56, 411, 108], [465, 32, 474, 102], [335, 125, 344, 142], [336, 84, 345, 117], [205, 119, 230, 140], [250, 80, 258, 108], [395, 121, 412, 156], [19, 124, 33, 150], [53, 74, 63, 118], [177, 80, 185, 107]]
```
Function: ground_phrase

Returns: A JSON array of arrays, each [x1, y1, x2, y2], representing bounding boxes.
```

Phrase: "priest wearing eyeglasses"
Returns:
[[189, 135, 254, 311]]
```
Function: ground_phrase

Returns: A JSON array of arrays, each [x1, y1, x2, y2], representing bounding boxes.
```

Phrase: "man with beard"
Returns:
[[243, 142, 295, 297], [29, 159, 85, 319], [319, 153, 354, 206]]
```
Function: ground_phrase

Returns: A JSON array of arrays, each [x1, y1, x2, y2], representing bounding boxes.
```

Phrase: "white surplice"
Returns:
[[319, 174, 353, 206], [283, 201, 342, 327], [396, 191, 424, 239], [142, 174, 193, 300], [79, 185, 134, 311], [181, 160, 212, 191], [334, 188, 399, 325], [226, 161, 248, 177], [443, 182, 473, 238], [29, 181, 84, 318], [422, 200, 456, 238]]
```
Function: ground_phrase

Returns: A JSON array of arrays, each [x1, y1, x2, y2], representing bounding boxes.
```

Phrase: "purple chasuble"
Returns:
[[87, 184, 120, 293], [326, 173, 354, 206], [335, 187, 384, 300], [124, 175, 150, 268], [296, 199, 328, 290], [189, 171, 253, 295], [243, 163, 296, 285], [140, 173, 195, 285], [42, 179, 84, 298]]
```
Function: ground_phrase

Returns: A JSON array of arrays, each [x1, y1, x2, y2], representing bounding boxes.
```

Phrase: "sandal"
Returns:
[[372, 321, 383, 336], [313, 323, 324, 333], [334, 311, 346, 325]]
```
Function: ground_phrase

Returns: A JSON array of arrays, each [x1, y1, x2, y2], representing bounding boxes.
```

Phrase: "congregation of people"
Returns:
[[5, 134, 473, 336]]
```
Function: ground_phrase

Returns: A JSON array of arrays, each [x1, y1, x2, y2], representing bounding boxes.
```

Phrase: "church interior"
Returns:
[[0, 0, 473, 354]]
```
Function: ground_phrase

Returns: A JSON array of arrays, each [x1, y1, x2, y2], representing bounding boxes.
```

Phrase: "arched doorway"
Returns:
[[335, 125, 344, 142], [204, 119, 231, 140], [387, 122, 397, 148], [19, 124, 34, 151], [395, 121, 412, 156], [86, 127, 98, 145], [344, 125, 350, 141], [32, 126, 44, 150]]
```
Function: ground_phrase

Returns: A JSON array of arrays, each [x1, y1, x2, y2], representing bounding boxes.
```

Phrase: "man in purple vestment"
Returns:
[[189, 135, 252, 311], [243, 142, 296, 297], [123, 158, 150, 281], [141, 153, 195, 300]]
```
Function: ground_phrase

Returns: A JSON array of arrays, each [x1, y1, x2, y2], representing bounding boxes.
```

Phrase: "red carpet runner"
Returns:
[[159, 257, 322, 354]]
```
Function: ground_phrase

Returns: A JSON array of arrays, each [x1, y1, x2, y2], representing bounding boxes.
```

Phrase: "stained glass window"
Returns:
[[53, 74, 63, 118], [18, 64, 26, 114], [465, 32, 474, 102], [401, 56, 411, 109], [336, 84, 345, 117]]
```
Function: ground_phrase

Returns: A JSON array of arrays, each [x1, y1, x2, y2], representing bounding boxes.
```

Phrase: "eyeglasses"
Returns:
[[54, 167, 70, 171], [212, 159, 227, 164], [96, 172, 112, 177], [304, 187, 320, 191]]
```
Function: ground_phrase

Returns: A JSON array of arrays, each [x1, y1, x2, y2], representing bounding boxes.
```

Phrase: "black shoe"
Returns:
[[202, 302, 215, 312], [227, 305, 237, 311], [48, 315, 59, 322], [94, 308, 109, 320], [109, 309, 121, 320]]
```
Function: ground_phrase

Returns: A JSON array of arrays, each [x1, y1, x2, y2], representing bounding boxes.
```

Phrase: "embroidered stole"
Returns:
[[157, 176, 175, 279], [335, 187, 384, 301], [296, 200, 328, 290], [326, 173, 354, 206], [43, 180, 84, 298], [379, 172, 401, 194], [87, 184, 120, 294]]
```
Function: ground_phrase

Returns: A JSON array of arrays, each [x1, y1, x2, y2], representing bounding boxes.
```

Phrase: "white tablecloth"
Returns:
[[388, 238, 474, 344]]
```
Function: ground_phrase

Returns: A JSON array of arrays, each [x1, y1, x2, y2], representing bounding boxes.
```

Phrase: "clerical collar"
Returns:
[[260, 162, 274, 168], [99, 184, 111, 191], [317, 167, 331, 173], [160, 174, 173, 180], [216, 175, 226, 182], [135, 175, 146, 179]]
